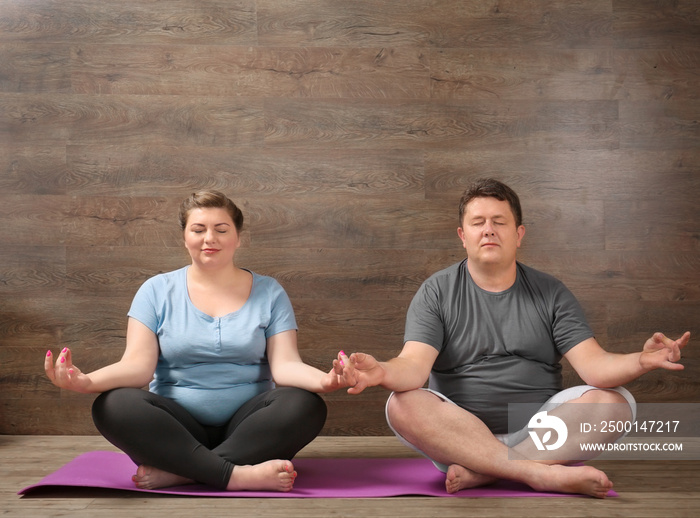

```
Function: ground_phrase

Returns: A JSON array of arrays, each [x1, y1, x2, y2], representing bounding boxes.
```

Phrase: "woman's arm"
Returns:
[[45, 318, 160, 394], [266, 330, 353, 393]]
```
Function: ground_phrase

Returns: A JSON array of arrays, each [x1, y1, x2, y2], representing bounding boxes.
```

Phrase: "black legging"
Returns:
[[91, 386, 327, 489]]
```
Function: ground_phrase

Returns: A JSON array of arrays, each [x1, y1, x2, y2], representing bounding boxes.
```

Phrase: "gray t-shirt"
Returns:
[[404, 259, 593, 433]]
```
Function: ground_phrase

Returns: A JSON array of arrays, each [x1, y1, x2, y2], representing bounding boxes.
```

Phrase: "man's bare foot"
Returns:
[[227, 459, 297, 492], [531, 464, 614, 499], [445, 464, 498, 493], [132, 465, 193, 490]]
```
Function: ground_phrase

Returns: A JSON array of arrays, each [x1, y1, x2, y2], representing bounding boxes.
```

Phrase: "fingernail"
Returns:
[[60, 357, 65, 364], [62, 347, 67, 353], [340, 359, 345, 366], [46, 350, 52, 357], [340, 350, 346, 356]]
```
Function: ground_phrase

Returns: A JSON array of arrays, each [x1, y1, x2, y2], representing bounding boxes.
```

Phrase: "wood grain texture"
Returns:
[[0, 43, 72, 94], [613, 0, 700, 49], [0, 0, 258, 45], [2, 94, 265, 146], [258, 0, 613, 48], [612, 49, 700, 101], [0, 195, 70, 246], [71, 45, 430, 99], [1, 0, 698, 436], [65, 145, 425, 197], [605, 200, 700, 251], [264, 99, 620, 150], [0, 143, 70, 194], [430, 48, 616, 101], [620, 100, 700, 149]]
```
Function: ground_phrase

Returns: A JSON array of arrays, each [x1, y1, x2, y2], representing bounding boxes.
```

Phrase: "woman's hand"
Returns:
[[44, 347, 93, 393], [320, 351, 359, 393]]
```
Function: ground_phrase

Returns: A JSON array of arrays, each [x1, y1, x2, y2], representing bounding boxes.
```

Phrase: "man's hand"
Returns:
[[344, 352, 385, 395], [639, 331, 690, 372]]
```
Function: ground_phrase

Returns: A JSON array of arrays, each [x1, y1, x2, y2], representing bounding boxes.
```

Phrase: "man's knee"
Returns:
[[386, 389, 438, 432], [580, 388, 635, 422]]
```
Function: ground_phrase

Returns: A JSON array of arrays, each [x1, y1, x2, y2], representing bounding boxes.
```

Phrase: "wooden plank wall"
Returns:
[[0, 0, 698, 435]]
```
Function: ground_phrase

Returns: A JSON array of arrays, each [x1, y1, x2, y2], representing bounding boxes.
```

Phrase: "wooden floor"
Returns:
[[3, 435, 700, 517]]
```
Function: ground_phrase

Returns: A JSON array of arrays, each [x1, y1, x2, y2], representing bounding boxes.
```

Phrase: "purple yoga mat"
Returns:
[[18, 451, 614, 498]]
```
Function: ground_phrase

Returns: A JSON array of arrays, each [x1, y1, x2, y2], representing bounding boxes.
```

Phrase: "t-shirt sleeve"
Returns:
[[127, 278, 160, 333], [265, 281, 298, 338], [404, 281, 445, 352], [551, 283, 594, 355]]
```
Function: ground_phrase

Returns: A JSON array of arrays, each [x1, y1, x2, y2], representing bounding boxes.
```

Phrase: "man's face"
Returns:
[[458, 197, 525, 267]]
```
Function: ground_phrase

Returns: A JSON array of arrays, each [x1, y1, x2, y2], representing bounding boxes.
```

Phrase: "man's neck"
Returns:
[[466, 259, 517, 293]]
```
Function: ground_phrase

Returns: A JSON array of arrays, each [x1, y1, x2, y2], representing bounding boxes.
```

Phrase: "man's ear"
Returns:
[[516, 225, 526, 247]]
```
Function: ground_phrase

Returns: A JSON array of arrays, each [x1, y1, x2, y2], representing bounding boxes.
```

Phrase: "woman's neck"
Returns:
[[187, 262, 241, 287]]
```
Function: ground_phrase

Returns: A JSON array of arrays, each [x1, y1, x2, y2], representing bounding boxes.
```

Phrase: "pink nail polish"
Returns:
[[62, 347, 67, 353], [46, 350, 52, 357], [340, 350, 346, 356], [60, 357, 65, 364]]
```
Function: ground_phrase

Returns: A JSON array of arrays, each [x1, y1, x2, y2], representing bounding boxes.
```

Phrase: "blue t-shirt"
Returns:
[[128, 266, 297, 426]]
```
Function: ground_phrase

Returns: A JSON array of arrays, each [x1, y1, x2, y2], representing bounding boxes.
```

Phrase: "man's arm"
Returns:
[[564, 332, 690, 388], [346, 341, 439, 395]]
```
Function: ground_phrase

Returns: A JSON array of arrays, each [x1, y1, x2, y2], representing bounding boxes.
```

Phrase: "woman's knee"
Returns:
[[274, 387, 327, 429], [91, 387, 147, 428]]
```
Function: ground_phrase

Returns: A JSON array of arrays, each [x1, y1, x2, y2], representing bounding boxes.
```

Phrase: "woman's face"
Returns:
[[183, 207, 241, 268]]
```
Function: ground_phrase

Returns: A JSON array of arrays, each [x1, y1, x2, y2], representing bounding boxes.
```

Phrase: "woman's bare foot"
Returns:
[[227, 459, 297, 492], [132, 465, 193, 490], [531, 464, 614, 499], [445, 464, 498, 493]]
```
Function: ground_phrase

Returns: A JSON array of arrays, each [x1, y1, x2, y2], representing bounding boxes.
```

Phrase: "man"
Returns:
[[341, 178, 689, 498]]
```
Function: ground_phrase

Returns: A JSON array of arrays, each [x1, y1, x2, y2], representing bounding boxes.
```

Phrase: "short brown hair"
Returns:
[[178, 190, 244, 232], [458, 178, 522, 227]]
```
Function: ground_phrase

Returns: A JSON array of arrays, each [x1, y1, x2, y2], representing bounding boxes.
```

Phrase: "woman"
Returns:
[[45, 190, 353, 492]]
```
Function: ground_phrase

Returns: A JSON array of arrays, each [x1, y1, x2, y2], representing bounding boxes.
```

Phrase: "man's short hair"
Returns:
[[458, 178, 523, 228]]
